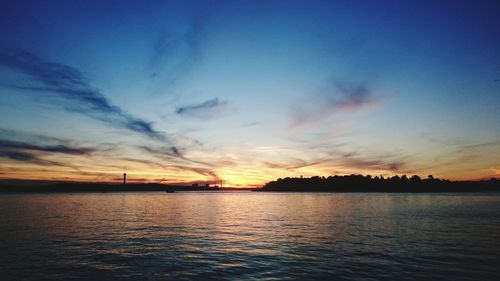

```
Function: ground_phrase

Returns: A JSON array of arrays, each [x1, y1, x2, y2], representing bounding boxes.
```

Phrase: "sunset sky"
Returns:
[[1, 0, 499, 187]]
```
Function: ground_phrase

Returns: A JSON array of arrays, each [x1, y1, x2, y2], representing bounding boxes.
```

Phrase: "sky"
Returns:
[[0, 0, 499, 187]]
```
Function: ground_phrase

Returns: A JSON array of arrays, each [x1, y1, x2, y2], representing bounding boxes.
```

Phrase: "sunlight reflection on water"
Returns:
[[0, 192, 499, 280]]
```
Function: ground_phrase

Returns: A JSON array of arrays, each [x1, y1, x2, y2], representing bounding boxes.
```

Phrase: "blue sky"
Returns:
[[1, 0, 499, 186]]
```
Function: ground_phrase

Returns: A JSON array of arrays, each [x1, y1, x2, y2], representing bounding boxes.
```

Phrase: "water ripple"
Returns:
[[0, 192, 499, 280]]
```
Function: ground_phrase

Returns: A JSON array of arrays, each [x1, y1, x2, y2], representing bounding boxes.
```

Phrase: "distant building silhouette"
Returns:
[[190, 181, 223, 190], [123, 173, 126, 185]]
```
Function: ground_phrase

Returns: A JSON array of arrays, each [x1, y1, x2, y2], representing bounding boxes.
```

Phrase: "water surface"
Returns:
[[1, 192, 499, 280]]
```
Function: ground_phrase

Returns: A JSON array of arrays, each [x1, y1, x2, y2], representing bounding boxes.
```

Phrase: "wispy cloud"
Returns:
[[122, 155, 220, 180], [137, 144, 221, 180], [456, 140, 500, 151], [0, 136, 94, 168], [291, 80, 381, 128], [338, 155, 404, 173], [263, 158, 329, 170], [451, 140, 500, 163], [334, 81, 377, 110], [176, 98, 231, 119], [263, 150, 405, 174], [140, 146, 185, 160], [148, 4, 214, 83], [0, 139, 94, 155], [138, 145, 212, 167], [148, 30, 174, 74], [0, 149, 38, 162], [238, 121, 261, 128], [0, 49, 166, 141]]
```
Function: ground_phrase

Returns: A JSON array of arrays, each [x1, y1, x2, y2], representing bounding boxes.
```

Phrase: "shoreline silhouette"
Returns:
[[0, 182, 219, 193], [259, 175, 499, 192], [0, 175, 498, 193]]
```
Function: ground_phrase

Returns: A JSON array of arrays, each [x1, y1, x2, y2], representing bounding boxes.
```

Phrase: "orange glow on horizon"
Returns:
[[1, 162, 497, 187]]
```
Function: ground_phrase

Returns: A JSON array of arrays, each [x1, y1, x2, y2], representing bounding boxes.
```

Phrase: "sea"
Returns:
[[0, 192, 499, 280]]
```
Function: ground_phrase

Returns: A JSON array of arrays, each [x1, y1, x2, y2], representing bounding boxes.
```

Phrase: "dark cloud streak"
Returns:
[[0, 148, 67, 167], [0, 139, 94, 155], [0, 49, 166, 141], [137, 145, 220, 179], [176, 98, 229, 118], [0, 136, 96, 169], [0, 150, 36, 162]]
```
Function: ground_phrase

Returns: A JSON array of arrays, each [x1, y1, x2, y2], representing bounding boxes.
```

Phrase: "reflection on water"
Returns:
[[0, 192, 499, 280]]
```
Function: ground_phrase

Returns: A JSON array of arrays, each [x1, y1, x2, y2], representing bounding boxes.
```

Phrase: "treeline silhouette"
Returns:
[[261, 175, 499, 192]]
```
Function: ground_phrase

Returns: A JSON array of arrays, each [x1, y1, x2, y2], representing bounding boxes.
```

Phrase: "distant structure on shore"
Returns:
[[123, 173, 126, 185], [191, 180, 222, 190]]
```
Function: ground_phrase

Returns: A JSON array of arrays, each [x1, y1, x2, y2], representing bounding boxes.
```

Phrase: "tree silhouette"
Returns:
[[261, 174, 498, 192]]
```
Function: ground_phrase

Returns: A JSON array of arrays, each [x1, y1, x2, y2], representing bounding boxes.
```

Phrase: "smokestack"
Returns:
[[123, 173, 126, 185]]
